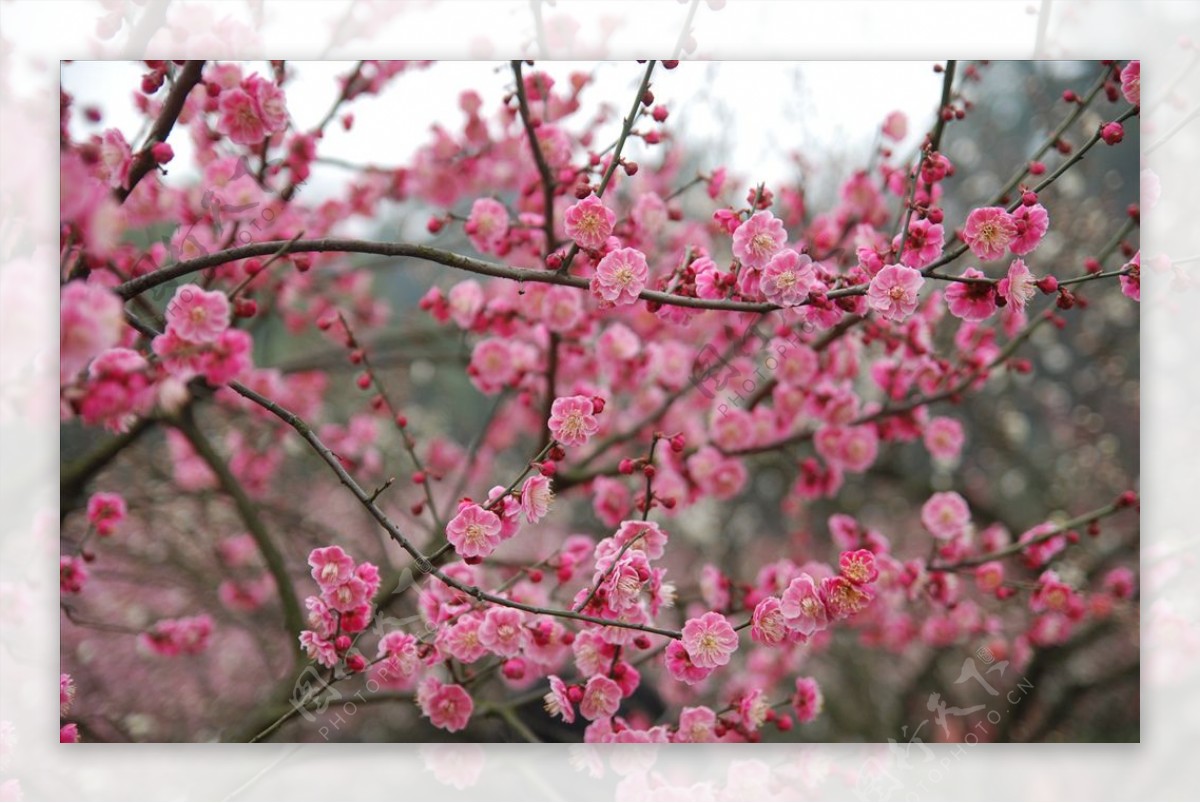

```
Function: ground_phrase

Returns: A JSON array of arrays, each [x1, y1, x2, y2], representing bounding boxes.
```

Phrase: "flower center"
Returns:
[[613, 265, 635, 287], [751, 232, 775, 256]]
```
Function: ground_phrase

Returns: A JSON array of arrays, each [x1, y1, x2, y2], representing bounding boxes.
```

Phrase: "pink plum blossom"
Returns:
[[866, 264, 924, 322], [732, 210, 787, 269], [760, 249, 817, 307], [680, 611, 738, 668], [548, 395, 599, 447], [165, 284, 231, 344], [962, 207, 1018, 261], [921, 491, 971, 540], [445, 503, 503, 559], [590, 247, 648, 307], [564, 194, 616, 250]]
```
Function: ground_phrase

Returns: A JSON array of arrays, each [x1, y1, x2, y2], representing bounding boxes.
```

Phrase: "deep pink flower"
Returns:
[[962, 207, 1018, 261], [60, 555, 89, 594], [732, 210, 787, 269], [680, 611, 738, 668], [60, 723, 81, 744], [780, 574, 828, 637], [564, 194, 616, 250], [760, 249, 817, 307], [308, 546, 355, 589], [468, 337, 518, 394], [590, 247, 648, 307], [579, 675, 622, 721], [975, 561, 1005, 593], [921, 491, 971, 540], [944, 268, 998, 321], [1009, 203, 1049, 255], [1120, 251, 1140, 301], [465, 197, 510, 254], [548, 395, 599, 447], [663, 639, 714, 685], [216, 88, 267, 145], [419, 679, 474, 733], [165, 284, 231, 344], [897, 218, 945, 269], [520, 474, 554, 523], [820, 575, 874, 620], [674, 706, 718, 742], [445, 503, 503, 559], [792, 677, 823, 723], [1120, 60, 1140, 106], [866, 264, 924, 322], [86, 491, 126, 537], [923, 416, 965, 461], [543, 675, 576, 724], [997, 258, 1037, 313], [839, 549, 879, 586]]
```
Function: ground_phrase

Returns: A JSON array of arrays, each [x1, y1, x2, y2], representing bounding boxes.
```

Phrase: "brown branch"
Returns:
[[116, 60, 206, 204], [511, 60, 557, 258], [173, 409, 305, 651]]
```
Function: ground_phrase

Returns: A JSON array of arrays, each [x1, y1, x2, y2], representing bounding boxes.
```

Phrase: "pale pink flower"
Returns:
[[975, 561, 1005, 593], [60, 281, 124, 382], [882, 110, 908, 141], [564, 194, 616, 250], [247, 74, 289, 133], [548, 395, 599, 447], [216, 88, 267, 145], [663, 639, 714, 685], [60, 673, 76, 716], [1120, 60, 1140, 106], [944, 268, 998, 321], [780, 574, 828, 637], [866, 264, 924, 322], [792, 677, 823, 723], [579, 675, 622, 721], [419, 679, 474, 733], [468, 337, 518, 394], [299, 630, 339, 667], [437, 613, 488, 663], [760, 249, 817, 306], [448, 279, 484, 329], [165, 284, 230, 344], [542, 285, 583, 333], [590, 247, 648, 307], [1008, 203, 1049, 255], [86, 491, 126, 536], [445, 503, 503, 559], [737, 688, 771, 732], [750, 597, 788, 646], [997, 258, 1037, 313], [592, 477, 631, 528], [611, 519, 668, 560], [308, 546, 354, 589], [96, 129, 132, 189], [674, 706, 718, 742], [478, 606, 527, 657], [680, 611, 738, 669], [921, 491, 971, 540], [520, 474, 554, 523], [465, 198, 510, 254], [731, 211, 787, 269], [961, 207, 1017, 261], [543, 675, 576, 724], [924, 416, 965, 461]]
